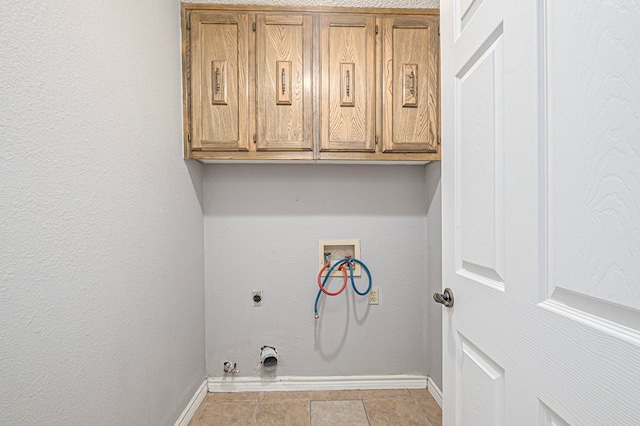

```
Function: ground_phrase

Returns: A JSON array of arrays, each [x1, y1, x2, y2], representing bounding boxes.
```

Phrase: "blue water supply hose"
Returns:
[[314, 257, 372, 319]]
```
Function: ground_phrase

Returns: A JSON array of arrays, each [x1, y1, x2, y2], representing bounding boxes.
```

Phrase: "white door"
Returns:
[[441, 0, 640, 424]]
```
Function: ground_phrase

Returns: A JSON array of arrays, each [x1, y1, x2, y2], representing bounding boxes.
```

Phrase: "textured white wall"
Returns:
[[184, 0, 439, 8], [204, 164, 428, 377], [0, 1, 205, 425]]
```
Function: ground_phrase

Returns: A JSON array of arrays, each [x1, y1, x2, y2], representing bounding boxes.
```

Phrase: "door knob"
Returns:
[[433, 288, 454, 308]]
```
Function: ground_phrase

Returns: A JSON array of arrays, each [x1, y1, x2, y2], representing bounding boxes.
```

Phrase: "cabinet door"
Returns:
[[382, 16, 439, 153], [319, 15, 376, 152], [255, 14, 313, 152], [190, 12, 250, 152]]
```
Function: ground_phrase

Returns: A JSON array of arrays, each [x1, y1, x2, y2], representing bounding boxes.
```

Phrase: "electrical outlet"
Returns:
[[252, 290, 262, 307], [369, 288, 379, 305]]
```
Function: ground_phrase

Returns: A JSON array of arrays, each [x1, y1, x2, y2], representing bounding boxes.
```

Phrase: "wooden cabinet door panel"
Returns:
[[190, 12, 250, 151], [256, 14, 313, 151], [382, 16, 439, 153], [320, 15, 376, 152]]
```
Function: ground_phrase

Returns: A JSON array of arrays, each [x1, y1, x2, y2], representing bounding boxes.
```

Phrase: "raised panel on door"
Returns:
[[539, 0, 640, 416], [255, 14, 313, 152], [544, 0, 640, 320], [382, 15, 439, 153], [458, 336, 505, 426], [455, 25, 505, 291], [190, 12, 250, 152], [319, 15, 375, 152]]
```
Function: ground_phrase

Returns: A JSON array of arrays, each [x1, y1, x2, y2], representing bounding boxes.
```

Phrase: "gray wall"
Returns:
[[0, 1, 205, 424], [204, 165, 429, 378], [426, 162, 443, 390]]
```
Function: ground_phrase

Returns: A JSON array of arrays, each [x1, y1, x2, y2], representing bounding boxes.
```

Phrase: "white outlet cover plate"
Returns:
[[318, 239, 361, 277], [369, 288, 379, 305]]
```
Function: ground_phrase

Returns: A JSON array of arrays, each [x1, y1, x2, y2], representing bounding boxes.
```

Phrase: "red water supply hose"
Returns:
[[317, 260, 349, 296]]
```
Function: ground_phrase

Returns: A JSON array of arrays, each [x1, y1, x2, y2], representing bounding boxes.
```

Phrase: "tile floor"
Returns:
[[189, 388, 442, 425]]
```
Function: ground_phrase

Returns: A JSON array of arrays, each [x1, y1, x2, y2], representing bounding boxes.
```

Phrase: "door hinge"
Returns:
[[187, 133, 192, 144], [253, 134, 257, 143], [252, 22, 256, 32], [438, 27, 440, 36], [437, 135, 441, 145], [187, 18, 191, 30], [375, 136, 379, 144], [375, 24, 379, 34]]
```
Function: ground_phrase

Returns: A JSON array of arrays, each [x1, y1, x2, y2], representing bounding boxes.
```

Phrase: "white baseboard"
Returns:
[[427, 376, 443, 408], [175, 379, 208, 426], [207, 375, 428, 393]]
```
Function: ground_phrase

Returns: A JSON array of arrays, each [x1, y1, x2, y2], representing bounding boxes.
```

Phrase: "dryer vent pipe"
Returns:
[[260, 346, 278, 369]]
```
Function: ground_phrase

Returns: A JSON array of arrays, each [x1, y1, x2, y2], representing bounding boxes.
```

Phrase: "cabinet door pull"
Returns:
[[345, 70, 350, 97], [340, 63, 355, 107], [409, 70, 415, 96], [215, 68, 221, 93], [211, 60, 228, 105], [403, 64, 418, 108], [281, 68, 286, 95], [276, 61, 292, 105]]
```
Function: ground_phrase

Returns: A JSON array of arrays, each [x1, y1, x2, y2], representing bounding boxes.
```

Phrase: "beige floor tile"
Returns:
[[309, 390, 362, 401], [415, 397, 442, 426], [364, 398, 428, 426], [253, 401, 310, 425], [207, 392, 260, 402], [188, 396, 208, 426], [408, 388, 432, 399], [189, 389, 442, 426], [259, 391, 311, 401], [359, 388, 412, 400], [193, 401, 258, 426], [311, 400, 368, 426]]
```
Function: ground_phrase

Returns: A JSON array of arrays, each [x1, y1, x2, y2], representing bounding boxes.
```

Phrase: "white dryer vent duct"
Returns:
[[260, 346, 278, 369]]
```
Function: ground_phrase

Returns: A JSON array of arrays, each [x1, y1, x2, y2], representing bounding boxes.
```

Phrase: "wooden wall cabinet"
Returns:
[[182, 6, 440, 162], [186, 9, 314, 160], [255, 13, 313, 153], [188, 12, 250, 153], [319, 14, 376, 154], [382, 15, 440, 155]]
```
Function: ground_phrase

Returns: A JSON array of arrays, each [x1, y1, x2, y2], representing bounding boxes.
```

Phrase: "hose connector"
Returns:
[[223, 361, 239, 374]]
